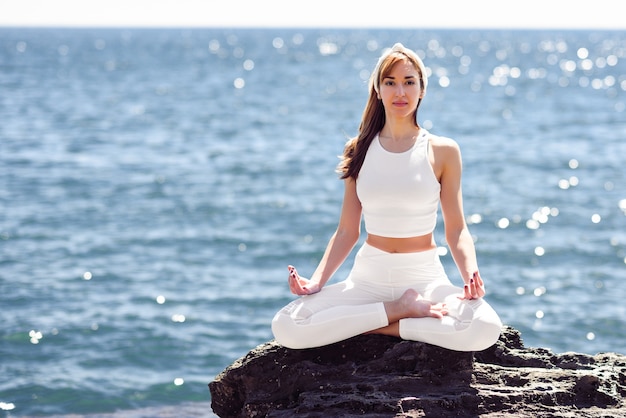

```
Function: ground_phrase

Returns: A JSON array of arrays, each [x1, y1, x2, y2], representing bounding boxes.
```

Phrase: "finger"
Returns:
[[475, 274, 486, 298], [474, 271, 484, 287], [288, 266, 300, 294], [288, 266, 299, 282], [468, 279, 475, 298], [292, 281, 306, 295], [471, 278, 483, 299], [288, 265, 297, 278], [290, 267, 312, 295], [475, 282, 485, 297]]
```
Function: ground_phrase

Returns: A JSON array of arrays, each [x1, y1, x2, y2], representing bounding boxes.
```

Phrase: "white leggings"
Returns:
[[272, 242, 502, 351]]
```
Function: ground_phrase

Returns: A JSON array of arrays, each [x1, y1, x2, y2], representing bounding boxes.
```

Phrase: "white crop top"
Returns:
[[356, 130, 441, 238]]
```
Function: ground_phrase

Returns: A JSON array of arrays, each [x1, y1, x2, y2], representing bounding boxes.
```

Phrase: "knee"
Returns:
[[271, 312, 308, 350], [467, 316, 503, 351], [480, 324, 502, 351]]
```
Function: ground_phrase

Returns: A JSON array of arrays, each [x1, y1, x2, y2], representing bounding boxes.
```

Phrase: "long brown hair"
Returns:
[[337, 44, 428, 180]]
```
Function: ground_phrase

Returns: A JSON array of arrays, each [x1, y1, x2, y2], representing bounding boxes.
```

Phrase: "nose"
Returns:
[[396, 84, 405, 97]]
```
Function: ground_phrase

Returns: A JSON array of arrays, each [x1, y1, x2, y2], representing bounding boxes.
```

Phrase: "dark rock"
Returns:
[[209, 326, 626, 417]]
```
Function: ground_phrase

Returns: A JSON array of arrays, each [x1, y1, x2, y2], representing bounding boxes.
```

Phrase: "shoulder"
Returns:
[[429, 134, 459, 151], [427, 133, 462, 182], [428, 134, 462, 162]]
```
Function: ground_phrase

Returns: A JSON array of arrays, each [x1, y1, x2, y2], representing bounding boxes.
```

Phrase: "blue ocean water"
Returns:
[[0, 27, 625, 417]]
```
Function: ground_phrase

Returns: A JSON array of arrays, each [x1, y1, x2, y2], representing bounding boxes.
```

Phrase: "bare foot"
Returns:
[[385, 289, 448, 322], [402, 289, 447, 318]]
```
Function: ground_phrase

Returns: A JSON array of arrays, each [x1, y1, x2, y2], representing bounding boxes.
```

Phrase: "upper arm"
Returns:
[[432, 137, 466, 235], [336, 178, 362, 241]]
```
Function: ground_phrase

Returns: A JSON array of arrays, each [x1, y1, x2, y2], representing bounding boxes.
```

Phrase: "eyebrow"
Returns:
[[383, 75, 416, 80]]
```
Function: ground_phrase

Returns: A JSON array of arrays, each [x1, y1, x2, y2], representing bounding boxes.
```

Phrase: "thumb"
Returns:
[[459, 284, 471, 300]]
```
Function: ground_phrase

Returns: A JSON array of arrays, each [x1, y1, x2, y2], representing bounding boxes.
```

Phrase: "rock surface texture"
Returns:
[[209, 326, 626, 417]]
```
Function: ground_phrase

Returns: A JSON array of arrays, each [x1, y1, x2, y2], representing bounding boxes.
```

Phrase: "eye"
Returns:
[[384, 80, 395, 86]]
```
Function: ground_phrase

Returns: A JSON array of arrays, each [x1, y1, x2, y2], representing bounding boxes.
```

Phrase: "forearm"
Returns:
[[310, 229, 359, 288], [446, 227, 479, 284]]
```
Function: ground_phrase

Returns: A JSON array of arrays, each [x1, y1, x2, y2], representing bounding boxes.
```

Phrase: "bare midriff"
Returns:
[[366, 232, 436, 254]]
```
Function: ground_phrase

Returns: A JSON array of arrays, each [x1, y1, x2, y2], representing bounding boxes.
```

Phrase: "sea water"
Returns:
[[0, 27, 625, 417]]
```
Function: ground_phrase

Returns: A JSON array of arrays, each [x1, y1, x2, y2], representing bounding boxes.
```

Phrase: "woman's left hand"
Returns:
[[459, 271, 485, 300]]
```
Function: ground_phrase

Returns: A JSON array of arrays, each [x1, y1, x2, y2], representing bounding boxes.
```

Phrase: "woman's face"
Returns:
[[378, 59, 424, 120]]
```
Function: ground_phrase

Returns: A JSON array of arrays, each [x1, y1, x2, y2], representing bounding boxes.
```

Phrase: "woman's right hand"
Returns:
[[288, 265, 321, 296]]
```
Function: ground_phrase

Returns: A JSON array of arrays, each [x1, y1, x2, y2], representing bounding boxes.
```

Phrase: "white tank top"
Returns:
[[356, 130, 441, 238]]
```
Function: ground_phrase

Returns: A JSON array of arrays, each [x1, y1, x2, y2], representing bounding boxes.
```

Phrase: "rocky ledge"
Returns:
[[209, 326, 626, 417]]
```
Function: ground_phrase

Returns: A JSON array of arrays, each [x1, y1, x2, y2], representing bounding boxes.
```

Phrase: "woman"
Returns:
[[272, 43, 502, 351]]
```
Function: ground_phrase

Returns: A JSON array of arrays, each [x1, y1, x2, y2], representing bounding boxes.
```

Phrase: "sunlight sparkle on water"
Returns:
[[526, 219, 540, 230], [558, 177, 579, 189], [526, 206, 558, 230], [318, 42, 339, 56], [272, 37, 284, 49], [497, 218, 510, 229], [208, 39, 220, 53], [0, 403, 15, 411], [171, 314, 186, 323], [438, 76, 450, 88], [29, 330, 43, 344], [243, 59, 254, 71], [467, 213, 482, 224]]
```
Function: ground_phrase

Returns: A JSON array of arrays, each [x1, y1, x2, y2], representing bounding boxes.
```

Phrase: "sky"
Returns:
[[0, 0, 624, 30]]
